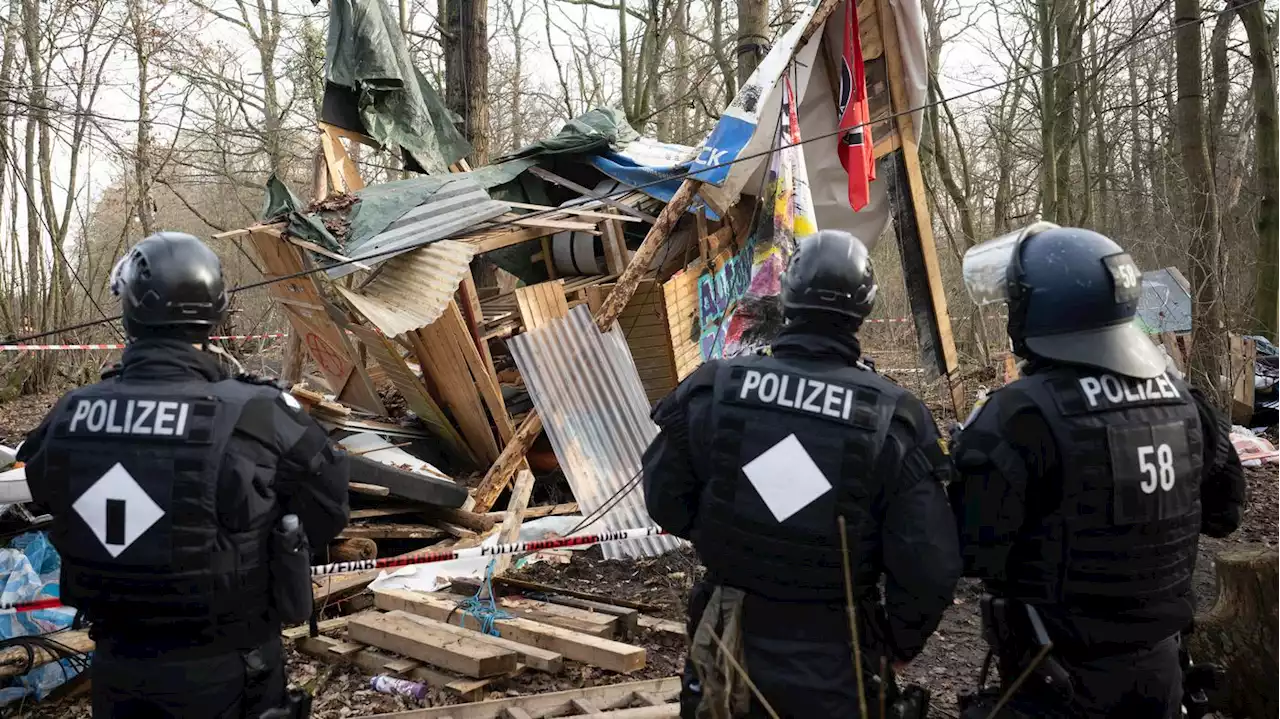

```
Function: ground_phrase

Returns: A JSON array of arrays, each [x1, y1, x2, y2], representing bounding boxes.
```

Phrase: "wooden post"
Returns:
[[470, 179, 702, 512], [875, 0, 965, 415]]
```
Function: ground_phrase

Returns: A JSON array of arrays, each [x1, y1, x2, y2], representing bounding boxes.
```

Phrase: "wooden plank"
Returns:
[[445, 580, 621, 638], [350, 482, 392, 498], [601, 211, 630, 277], [515, 280, 569, 330], [540, 596, 639, 637], [470, 413, 542, 513], [488, 577, 662, 613], [349, 324, 475, 464], [416, 315, 502, 464], [357, 678, 681, 719], [320, 124, 366, 192], [636, 615, 686, 638], [282, 615, 353, 642], [350, 506, 423, 520], [469, 224, 563, 254], [329, 641, 366, 656], [442, 302, 515, 443], [374, 590, 646, 673], [491, 469, 536, 577], [875, 0, 963, 413], [502, 709, 533, 719], [394, 611, 563, 672], [296, 634, 503, 701], [527, 166, 657, 224], [458, 275, 504, 421], [570, 699, 601, 713], [506, 201, 644, 222], [502, 214, 600, 234], [348, 610, 518, 678], [340, 524, 447, 540], [483, 502, 579, 520]]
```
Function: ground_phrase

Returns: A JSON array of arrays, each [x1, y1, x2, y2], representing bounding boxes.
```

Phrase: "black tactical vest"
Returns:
[[1005, 366, 1203, 646], [697, 355, 901, 602], [42, 377, 277, 648]]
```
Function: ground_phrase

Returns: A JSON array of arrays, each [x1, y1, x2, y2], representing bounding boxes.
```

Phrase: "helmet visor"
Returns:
[[960, 221, 1061, 306]]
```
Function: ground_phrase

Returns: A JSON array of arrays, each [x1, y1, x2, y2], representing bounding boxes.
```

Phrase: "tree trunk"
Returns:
[[21, 0, 42, 329], [253, 0, 284, 174], [1187, 546, 1278, 719], [671, 0, 690, 142], [1174, 0, 1227, 404], [736, 0, 768, 86], [1128, 41, 1147, 230], [442, 0, 490, 165], [1039, 0, 1058, 222], [1235, 0, 1278, 341], [710, 0, 736, 102], [129, 0, 155, 236]]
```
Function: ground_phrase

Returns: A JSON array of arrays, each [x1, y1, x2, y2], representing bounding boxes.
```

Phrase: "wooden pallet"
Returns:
[[362, 676, 681, 718]]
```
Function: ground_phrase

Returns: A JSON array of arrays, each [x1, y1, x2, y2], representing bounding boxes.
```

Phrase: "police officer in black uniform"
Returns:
[[642, 230, 961, 718], [17, 232, 350, 718], [948, 223, 1245, 719]]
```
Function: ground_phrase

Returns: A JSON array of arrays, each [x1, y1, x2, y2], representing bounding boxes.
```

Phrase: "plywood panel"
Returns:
[[348, 324, 474, 464], [662, 267, 703, 381], [415, 315, 502, 464], [515, 280, 570, 330]]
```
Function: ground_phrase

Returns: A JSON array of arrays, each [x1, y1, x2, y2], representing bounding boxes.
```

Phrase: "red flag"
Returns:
[[837, 0, 875, 211]]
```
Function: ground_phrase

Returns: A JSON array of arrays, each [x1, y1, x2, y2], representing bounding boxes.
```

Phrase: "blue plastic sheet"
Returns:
[[0, 532, 84, 704]]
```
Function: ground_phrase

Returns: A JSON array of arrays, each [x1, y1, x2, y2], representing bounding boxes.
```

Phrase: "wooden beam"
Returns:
[[374, 590, 646, 673], [356, 677, 681, 719], [490, 469, 536, 576], [595, 179, 701, 331], [393, 611, 563, 672], [339, 524, 447, 540], [348, 610, 518, 678], [349, 482, 392, 498], [483, 502, 579, 520], [505, 201, 645, 222], [470, 413, 544, 513], [527, 166, 658, 223], [295, 634, 503, 702], [875, 0, 965, 414]]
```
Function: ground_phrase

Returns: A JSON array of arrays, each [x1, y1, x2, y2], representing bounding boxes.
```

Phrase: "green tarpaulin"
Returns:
[[325, 0, 470, 175]]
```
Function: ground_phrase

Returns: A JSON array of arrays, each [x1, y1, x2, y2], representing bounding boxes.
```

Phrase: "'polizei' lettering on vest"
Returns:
[[738, 369, 855, 421], [67, 398, 192, 437], [1078, 372, 1181, 410]]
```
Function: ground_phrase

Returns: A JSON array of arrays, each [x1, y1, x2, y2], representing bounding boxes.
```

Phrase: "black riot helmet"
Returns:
[[781, 230, 878, 327], [110, 232, 229, 342], [962, 223, 1165, 378]]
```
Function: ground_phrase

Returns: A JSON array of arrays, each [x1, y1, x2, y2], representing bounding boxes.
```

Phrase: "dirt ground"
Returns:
[[5, 384, 1277, 718]]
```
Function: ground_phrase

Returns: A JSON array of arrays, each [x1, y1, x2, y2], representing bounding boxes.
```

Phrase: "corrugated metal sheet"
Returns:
[[509, 305, 686, 560], [338, 240, 477, 337], [1137, 267, 1192, 334], [328, 175, 509, 279]]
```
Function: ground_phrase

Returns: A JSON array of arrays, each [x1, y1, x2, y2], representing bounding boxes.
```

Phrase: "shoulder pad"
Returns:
[[891, 393, 937, 439], [652, 361, 717, 424]]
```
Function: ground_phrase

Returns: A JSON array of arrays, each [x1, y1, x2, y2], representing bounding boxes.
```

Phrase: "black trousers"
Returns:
[[91, 634, 286, 719], [679, 581, 896, 719], [967, 635, 1183, 719]]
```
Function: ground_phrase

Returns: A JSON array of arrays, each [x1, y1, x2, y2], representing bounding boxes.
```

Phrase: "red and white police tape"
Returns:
[[0, 333, 289, 352], [0, 525, 668, 614]]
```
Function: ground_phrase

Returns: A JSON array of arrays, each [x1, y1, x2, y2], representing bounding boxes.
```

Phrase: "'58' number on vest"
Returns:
[[1137, 443, 1176, 494]]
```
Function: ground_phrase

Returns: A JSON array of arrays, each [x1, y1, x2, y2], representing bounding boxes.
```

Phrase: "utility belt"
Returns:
[[978, 595, 1074, 703]]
